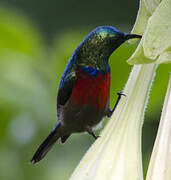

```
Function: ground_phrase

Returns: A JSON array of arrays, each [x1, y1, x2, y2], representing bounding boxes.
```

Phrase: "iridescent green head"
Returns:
[[75, 26, 141, 70]]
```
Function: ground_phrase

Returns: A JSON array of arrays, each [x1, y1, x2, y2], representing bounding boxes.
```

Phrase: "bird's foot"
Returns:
[[87, 128, 100, 140], [91, 133, 100, 140], [107, 91, 126, 117], [117, 91, 126, 97]]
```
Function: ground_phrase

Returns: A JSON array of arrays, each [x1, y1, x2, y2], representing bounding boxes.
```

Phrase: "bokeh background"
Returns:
[[0, 0, 170, 180]]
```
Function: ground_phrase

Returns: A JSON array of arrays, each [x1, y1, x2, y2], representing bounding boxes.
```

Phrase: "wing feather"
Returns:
[[57, 72, 76, 106]]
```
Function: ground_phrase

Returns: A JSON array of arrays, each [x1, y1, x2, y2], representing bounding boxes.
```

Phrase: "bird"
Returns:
[[30, 26, 141, 164]]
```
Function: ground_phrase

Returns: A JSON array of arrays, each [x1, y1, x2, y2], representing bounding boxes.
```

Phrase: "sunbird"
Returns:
[[31, 26, 141, 164]]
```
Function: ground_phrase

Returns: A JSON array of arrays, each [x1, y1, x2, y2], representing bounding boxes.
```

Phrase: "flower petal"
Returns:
[[146, 75, 171, 180]]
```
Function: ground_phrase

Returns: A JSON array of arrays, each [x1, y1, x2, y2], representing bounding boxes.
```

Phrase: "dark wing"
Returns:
[[57, 72, 76, 106]]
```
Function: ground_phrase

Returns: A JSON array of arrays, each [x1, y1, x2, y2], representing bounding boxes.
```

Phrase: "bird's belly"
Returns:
[[59, 72, 110, 133], [60, 101, 108, 133]]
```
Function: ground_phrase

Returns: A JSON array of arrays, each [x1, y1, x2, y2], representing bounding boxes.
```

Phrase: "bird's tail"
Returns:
[[30, 122, 61, 164]]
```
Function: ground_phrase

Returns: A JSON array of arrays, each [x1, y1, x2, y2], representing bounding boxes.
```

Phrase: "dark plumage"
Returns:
[[30, 26, 141, 164]]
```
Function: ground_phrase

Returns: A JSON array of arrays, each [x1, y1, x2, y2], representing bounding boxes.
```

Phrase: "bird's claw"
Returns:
[[95, 135, 100, 140], [117, 91, 126, 97]]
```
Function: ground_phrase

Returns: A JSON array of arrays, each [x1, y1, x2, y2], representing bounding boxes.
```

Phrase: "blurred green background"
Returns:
[[0, 1, 170, 180]]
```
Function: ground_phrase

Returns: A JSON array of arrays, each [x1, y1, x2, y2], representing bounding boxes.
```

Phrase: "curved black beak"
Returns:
[[124, 33, 142, 40]]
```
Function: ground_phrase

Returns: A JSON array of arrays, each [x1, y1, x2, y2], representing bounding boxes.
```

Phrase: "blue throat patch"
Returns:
[[80, 65, 110, 76]]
